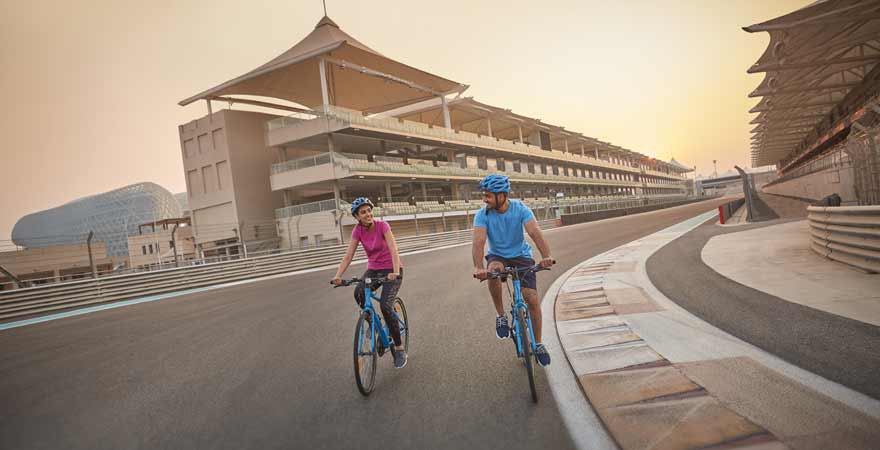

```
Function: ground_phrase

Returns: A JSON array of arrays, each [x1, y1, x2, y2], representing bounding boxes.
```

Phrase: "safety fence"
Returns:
[[807, 205, 880, 273], [0, 221, 554, 322], [1, 194, 715, 322], [560, 195, 720, 226]]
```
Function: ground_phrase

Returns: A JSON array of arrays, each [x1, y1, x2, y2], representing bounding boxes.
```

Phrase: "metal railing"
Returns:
[[267, 106, 685, 181], [271, 152, 332, 175], [275, 199, 340, 219], [1, 194, 697, 317], [807, 205, 880, 273], [271, 151, 679, 191], [0, 221, 555, 321], [563, 195, 689, 215], [274, 192, 688, 221]]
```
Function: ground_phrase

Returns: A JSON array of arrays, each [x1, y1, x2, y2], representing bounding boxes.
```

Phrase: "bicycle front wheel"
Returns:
[[393, 297, 409, 353], [517, 308, 538, 403], [353, 311, 378, 396]]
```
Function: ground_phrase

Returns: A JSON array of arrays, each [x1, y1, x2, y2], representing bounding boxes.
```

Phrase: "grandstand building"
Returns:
[[178, 16, 691, 250], [745, 0, 880, 205]]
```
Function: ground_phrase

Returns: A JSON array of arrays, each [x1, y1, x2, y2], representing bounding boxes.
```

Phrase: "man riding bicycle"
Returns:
[[332, 197, 407, 369], [472, 174, 555, 366]]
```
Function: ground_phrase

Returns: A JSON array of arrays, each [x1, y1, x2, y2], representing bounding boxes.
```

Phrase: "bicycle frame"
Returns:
[[507, 271, 538, 358], [357, 283, 394, 355]]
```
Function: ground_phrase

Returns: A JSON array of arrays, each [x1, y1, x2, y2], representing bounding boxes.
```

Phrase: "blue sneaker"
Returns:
[[392, 348, 408, 369], [535, 343, 551, 367], [495, 315, 510, 339]]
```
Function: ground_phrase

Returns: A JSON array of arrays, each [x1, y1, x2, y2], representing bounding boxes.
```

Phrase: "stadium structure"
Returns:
[[11, 182, 182, 257], [177, 15, 692, 251], [744, 0, 880, 205]]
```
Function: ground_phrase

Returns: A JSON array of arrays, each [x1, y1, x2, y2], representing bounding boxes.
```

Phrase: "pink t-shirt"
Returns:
[[351, 220, 397, 270]]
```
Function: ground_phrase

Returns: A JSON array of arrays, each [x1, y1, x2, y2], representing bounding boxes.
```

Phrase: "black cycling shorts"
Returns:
[[485, 255, 537, 290]]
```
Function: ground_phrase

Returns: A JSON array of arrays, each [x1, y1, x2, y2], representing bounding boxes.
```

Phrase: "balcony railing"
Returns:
[[274, 194, 690, 221], [271, 152, 332, 175], [267, 106, 686, 181], [271, 152, 675, 189], [275, 199, 340, 219]]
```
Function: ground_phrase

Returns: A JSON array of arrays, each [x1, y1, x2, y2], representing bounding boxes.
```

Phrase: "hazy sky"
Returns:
[[0, 0, 806, 242]]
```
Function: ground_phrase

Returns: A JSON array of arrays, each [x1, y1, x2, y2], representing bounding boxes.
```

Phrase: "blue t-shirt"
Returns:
[[473, 199, 536, 259]]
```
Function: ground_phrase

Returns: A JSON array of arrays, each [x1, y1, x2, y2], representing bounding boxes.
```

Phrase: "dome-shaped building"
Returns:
[[12, 182, 182, 256]]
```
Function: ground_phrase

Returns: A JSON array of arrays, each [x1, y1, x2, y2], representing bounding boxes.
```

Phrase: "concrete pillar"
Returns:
[[421, 183, 428, 201], [441, 96, 451, 129], [518, 126, 524, 143], [319, 58, 330, 113], [385, 183, 393, 200], [486, 117, 493, 137]]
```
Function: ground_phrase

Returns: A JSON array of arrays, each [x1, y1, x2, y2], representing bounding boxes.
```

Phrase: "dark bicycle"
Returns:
[[332, 277, 409, 396]]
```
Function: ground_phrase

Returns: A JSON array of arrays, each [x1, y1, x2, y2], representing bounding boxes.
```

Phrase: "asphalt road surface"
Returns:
[[647, 219, 880, 400], [0, 198, 727, 450]]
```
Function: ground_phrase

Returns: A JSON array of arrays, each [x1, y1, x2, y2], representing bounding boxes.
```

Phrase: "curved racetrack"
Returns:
[[0, 199, 726, 450]]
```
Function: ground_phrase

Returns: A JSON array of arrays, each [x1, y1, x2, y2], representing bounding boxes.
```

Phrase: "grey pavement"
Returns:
[[703, 220, 880, 326], [0, 198, 729, 450], [647, 218, 880, 400]]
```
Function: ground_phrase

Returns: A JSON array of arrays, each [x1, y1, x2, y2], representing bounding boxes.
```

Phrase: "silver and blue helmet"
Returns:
[[350, 197, 374, 216], [479, 174, 510, 193]]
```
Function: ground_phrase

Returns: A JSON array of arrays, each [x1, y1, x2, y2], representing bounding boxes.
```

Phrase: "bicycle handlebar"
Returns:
[[477, 262, 554, 281], [331, 276, 396, 288]]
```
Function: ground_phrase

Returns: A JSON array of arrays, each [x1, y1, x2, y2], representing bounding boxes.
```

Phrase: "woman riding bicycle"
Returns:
[[332, 197, 407, 369]]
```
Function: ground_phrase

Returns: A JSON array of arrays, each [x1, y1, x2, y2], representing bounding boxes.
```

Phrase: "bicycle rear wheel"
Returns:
[[393, 298, 409, 353], [517, 308, 538, 403], [353, 311, 378, 396]]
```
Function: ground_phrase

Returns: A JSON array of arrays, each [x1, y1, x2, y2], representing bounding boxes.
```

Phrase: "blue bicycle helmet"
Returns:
[[479, 174, 510, 193], [350, 197, 374, 216]]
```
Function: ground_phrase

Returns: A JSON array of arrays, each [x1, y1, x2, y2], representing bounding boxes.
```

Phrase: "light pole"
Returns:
[[712, 160, 718, 178]]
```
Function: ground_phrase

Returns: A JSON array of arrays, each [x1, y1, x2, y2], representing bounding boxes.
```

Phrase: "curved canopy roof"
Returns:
[[745, 0, 880, 168], [180, 16, 468, 113]]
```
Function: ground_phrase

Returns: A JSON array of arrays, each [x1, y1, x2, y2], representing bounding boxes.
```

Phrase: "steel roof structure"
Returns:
[[744, 0, 880, 170]]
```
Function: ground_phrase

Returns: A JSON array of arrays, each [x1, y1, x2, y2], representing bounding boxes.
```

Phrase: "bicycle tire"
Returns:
[[393, 298, 409, 353], [353, 311, 378, 396], [517, 307, 538, 403]]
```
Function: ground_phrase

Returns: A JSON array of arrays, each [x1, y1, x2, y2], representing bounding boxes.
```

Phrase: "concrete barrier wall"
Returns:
[[718, 198, 745, 224], [762, 165, 857, 204], [808, 205, 880, 273], [560, 197, 716, 226]]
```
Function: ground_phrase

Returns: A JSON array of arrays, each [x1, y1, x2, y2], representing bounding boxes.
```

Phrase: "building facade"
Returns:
[[178, 16, 691, 251]]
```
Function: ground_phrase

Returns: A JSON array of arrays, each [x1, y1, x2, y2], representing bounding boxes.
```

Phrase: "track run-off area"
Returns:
[[0, 198, 729, 450]]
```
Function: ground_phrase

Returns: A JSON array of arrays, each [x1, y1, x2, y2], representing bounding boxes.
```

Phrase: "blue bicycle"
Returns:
[[484, 264, 551, 403], [333, 277, 409, 396]]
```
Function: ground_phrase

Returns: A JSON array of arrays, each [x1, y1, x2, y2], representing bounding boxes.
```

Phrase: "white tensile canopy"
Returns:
[[180, 16, 468, 114]]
